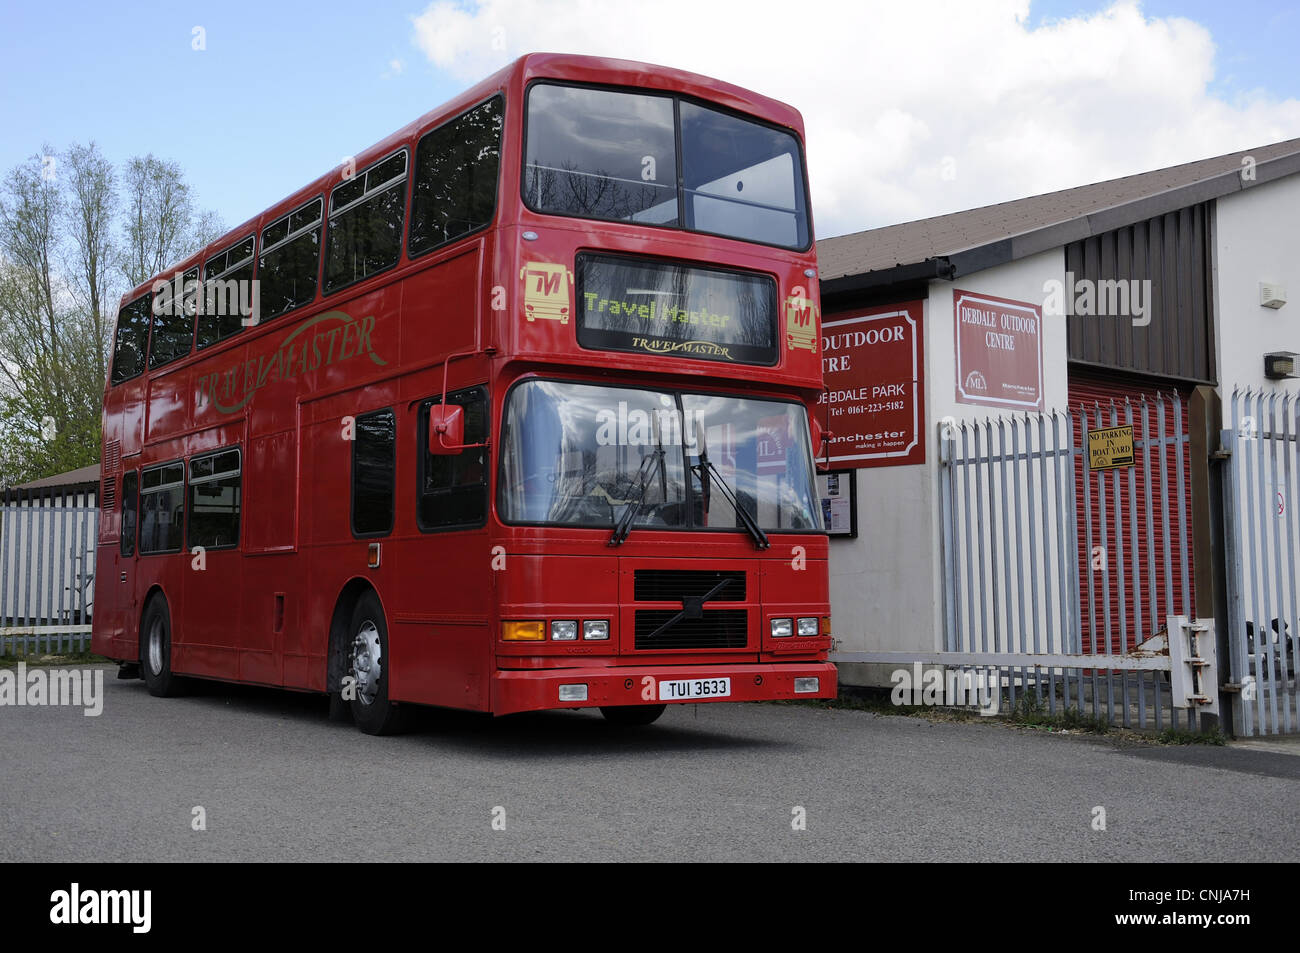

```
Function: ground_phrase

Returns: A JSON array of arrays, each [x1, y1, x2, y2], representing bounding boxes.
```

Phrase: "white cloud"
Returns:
[[411, 0, 1300, 238]]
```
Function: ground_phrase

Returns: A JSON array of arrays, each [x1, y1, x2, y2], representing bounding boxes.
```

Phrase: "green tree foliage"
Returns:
[[0, 144, 222, 487]]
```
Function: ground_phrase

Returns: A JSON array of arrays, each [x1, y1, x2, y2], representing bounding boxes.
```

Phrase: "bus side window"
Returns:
[[418, 387, 487, 531], [409, 95, 503, 257], [188, 448, 242, 550], [139, 461, 186, 555], [324, 151, 408, 295], [110, 294, 152, 385], [352, 409, 396, 537], [120, 471, 138, 557]]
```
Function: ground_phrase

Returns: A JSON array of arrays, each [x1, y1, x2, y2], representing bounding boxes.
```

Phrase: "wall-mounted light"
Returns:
[[1264, 351, 1298, 380]]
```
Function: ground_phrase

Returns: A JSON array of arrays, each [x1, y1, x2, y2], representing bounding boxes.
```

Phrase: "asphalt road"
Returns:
[[2, 664, 1297, 862]]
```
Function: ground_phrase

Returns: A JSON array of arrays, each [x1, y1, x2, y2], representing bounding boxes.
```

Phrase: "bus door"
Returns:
[[181, 448, 244, 671]]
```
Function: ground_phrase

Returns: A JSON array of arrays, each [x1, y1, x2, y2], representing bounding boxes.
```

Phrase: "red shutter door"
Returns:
[[1070, 372, 1196, 654]]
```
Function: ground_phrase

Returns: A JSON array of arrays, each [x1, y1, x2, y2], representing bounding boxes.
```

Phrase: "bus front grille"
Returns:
[[633, 569, 746, 602], [634, 609, 748, 650]]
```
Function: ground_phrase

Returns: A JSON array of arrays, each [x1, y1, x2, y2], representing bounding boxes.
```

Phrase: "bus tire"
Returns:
[[348, 591, 404, 736], [141, 595, 184, 698], [599, 704, 666, 726]]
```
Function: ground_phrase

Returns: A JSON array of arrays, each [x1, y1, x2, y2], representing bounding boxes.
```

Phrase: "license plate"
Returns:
[[659, 677, 731, 701]]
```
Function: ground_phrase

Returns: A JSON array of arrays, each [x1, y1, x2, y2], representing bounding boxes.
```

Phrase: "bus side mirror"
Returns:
[[810, 415, 832, 470], [428, 404, 464, 454]]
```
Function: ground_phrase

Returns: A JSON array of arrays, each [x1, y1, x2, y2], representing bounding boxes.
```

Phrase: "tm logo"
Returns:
[[520, 262, 572, 324]]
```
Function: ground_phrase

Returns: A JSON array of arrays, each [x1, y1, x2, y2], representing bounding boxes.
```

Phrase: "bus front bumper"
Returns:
[[491, 661, 837, 715]]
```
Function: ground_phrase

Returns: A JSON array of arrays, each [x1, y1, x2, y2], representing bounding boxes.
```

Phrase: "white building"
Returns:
[[815, 138, 1300, 735]]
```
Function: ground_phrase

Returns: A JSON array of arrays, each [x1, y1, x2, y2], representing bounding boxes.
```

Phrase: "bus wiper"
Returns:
[[609, 448, 665, 546], [691, 420, 769, 550], [610, 412, 667, 547]]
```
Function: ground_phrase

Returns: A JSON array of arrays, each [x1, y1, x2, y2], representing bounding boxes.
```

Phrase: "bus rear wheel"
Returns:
[[141, 596, 184, 698], [348, 592, 404, 736], [599, 704, 666, 726]]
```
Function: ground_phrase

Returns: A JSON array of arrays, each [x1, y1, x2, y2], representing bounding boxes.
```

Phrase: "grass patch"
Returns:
[[780, 683, 1232, 745], [1008, 691, 1111, 734], [0, 651, 109, 669], [1156, 727, 1227, 746], [772, 688, 985, 722]]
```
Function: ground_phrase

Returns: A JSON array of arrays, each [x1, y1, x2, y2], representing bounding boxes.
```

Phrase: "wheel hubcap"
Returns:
[[147, 618, 164, 675], [351, 621, 382, 706]]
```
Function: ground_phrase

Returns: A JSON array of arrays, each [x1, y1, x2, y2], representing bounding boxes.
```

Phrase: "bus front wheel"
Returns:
[[599, 704, 666, 726], [141, 596, 184, 698], [348, 592, 404, 736]]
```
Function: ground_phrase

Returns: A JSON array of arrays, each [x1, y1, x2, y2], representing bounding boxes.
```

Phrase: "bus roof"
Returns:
[[118, 52, 808, 307]]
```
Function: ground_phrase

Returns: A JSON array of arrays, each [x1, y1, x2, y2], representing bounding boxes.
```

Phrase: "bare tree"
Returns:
[[0, 149, 67, 414], [120, 154, 195, 288], [0, 145, 222, 486], [62, 142, 117, 382], [192, 208, 227, 251]]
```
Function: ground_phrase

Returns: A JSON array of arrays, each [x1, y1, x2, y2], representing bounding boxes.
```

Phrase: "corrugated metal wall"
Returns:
[[1066, 202, 1215, 383]]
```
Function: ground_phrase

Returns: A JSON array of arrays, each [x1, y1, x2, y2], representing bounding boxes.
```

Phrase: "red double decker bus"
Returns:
[[92, 53, 835, 734]]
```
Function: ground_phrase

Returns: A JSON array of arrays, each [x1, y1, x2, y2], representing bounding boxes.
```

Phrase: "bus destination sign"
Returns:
[[576, 253, 777, 365]]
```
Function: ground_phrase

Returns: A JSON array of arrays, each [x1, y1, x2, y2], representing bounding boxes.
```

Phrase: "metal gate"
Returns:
[[1222, 390, 1299, 736], [0, 486, 98, 655], [831, 395, 1215, 729], [923, 394, 1210, 730]]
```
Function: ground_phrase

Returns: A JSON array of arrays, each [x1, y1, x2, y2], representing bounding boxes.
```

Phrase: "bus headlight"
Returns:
[[794, 677, 820, 694], [771, 618, 793, 638], [583, 620, 609, 641], [558, 684, 588, 702], [551, 620, 578, 641], [797, 617, 819, 637]]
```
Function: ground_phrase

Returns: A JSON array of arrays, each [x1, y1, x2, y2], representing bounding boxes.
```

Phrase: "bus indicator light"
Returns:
[[503, 621, 546, 641]]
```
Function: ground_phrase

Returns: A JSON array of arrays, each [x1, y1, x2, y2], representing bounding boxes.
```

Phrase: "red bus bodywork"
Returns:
[[92, 53, 836, 721]]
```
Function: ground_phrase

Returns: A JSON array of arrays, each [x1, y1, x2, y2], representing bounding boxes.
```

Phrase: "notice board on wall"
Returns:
[[817, 301, 924, 469], [953, 289, 1043, 411], [816, 469, 857, 538]]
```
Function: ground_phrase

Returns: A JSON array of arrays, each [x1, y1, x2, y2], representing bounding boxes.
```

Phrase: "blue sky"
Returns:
[[1029, 1, 1300, 101], [2, 1, 1299, 238], [0, 1, 466, 232]]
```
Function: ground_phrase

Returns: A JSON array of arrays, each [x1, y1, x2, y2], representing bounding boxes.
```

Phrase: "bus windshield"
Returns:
[[524, 83, 810, 249], [499, 380, 822, 532]]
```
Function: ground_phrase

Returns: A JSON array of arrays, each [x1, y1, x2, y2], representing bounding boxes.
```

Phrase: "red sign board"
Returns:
[[953, 289, 1043, 410], [817, 302, 924, 468]]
